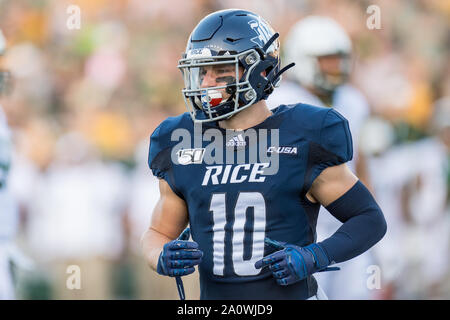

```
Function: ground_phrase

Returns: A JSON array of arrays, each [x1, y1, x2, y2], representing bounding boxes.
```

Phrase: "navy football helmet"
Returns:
[[178, 9, 294, 123]]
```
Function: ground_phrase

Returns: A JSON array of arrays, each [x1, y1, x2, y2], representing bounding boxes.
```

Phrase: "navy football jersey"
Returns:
[[148, 104, 353, 299]]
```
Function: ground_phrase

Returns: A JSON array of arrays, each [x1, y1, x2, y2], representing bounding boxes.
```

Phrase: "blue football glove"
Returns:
[[157, 228, 203, 277], [255, 237, 339, 286]]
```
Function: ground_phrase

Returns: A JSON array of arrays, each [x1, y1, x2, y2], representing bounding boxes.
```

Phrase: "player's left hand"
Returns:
[[254, 237, 339, 286]]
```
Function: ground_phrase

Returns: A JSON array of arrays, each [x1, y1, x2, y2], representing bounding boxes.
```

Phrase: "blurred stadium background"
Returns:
[[0, 0, 449, 299]]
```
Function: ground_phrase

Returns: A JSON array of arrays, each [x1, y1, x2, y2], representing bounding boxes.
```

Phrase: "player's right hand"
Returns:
[[255, 237, 339, 286], [156, 239, 203, 277]]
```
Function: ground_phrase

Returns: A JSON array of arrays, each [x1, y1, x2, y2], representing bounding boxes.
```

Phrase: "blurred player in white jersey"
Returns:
[[397, 92, 450, 298], [267, 16, 374, 299], [23, 132, 130, 299], [0, 28, 20, 300], [0, 95, 18, 301]]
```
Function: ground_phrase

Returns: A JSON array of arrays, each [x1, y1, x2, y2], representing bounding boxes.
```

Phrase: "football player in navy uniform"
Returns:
[[141, 9, 387, 300]]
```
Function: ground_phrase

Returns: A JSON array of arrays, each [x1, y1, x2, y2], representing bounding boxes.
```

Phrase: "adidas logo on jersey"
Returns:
[[226, 134, 246, 147]]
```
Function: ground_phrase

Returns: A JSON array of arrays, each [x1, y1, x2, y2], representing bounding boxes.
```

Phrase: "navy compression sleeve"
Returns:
[[317, 181, 387, 264]]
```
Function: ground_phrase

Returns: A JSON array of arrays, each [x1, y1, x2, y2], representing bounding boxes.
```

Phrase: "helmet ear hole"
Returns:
[[264, 66, 274, 77]]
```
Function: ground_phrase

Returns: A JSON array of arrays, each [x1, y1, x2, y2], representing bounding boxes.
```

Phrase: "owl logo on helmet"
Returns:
[[178, 9, 294, 123], [248, 17, 277, 52]]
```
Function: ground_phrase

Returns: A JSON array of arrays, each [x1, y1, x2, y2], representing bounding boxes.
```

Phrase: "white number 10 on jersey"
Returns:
[[209, 192, 266, 276]]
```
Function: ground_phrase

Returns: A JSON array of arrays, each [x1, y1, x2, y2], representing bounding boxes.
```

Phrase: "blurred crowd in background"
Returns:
[[0, 0, 449, 300]]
